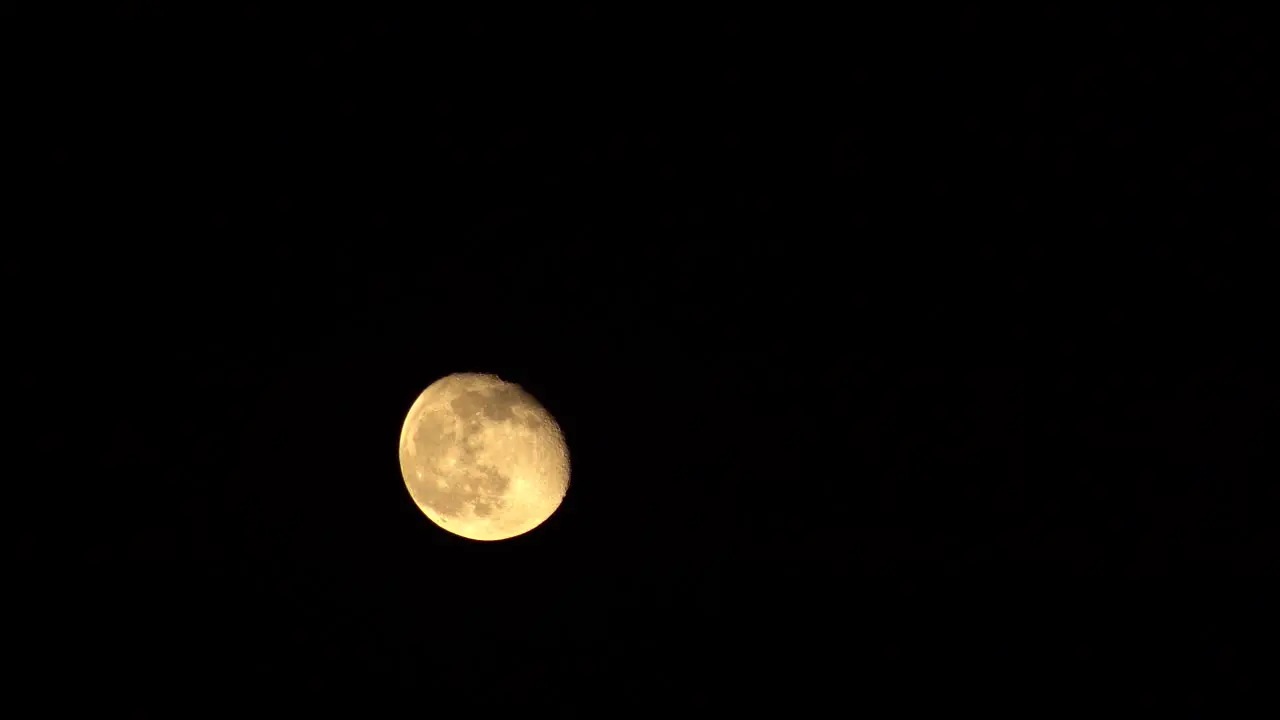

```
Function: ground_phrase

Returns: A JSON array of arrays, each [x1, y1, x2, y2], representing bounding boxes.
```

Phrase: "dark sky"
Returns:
[[8, 5, 1271, 711]]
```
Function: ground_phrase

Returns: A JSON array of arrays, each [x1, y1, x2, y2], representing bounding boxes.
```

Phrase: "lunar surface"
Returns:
[[398, 373, 569, 541]]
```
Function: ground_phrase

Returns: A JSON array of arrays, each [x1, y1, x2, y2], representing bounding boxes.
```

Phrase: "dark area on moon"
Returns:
[[407, 430, 509, 521], [449, 386, 528, 425], [10, 5, 1267, 711], [407, 387, 529, 519]]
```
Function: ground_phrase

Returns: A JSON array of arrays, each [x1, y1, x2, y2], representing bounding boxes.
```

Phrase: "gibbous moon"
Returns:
[[398, 373, 569, 541]]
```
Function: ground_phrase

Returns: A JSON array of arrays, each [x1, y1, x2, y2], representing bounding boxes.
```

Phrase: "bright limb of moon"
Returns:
[[398, 373, 569, 541]]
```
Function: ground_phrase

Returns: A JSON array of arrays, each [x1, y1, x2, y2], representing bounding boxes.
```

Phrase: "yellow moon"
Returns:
[[398, 373, 569, 541]]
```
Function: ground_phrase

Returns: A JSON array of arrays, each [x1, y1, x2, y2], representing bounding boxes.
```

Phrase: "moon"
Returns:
[[398, 373, 570, 541]]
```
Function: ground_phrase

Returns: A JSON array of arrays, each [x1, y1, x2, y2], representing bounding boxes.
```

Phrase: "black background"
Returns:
[[6, 4, 1272, 711]]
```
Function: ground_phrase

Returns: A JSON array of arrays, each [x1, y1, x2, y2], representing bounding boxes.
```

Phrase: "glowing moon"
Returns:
[[398, 373, 569, 541]]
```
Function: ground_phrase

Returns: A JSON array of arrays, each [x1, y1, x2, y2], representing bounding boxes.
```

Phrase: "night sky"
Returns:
[[9, 5, 1270, 711]]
